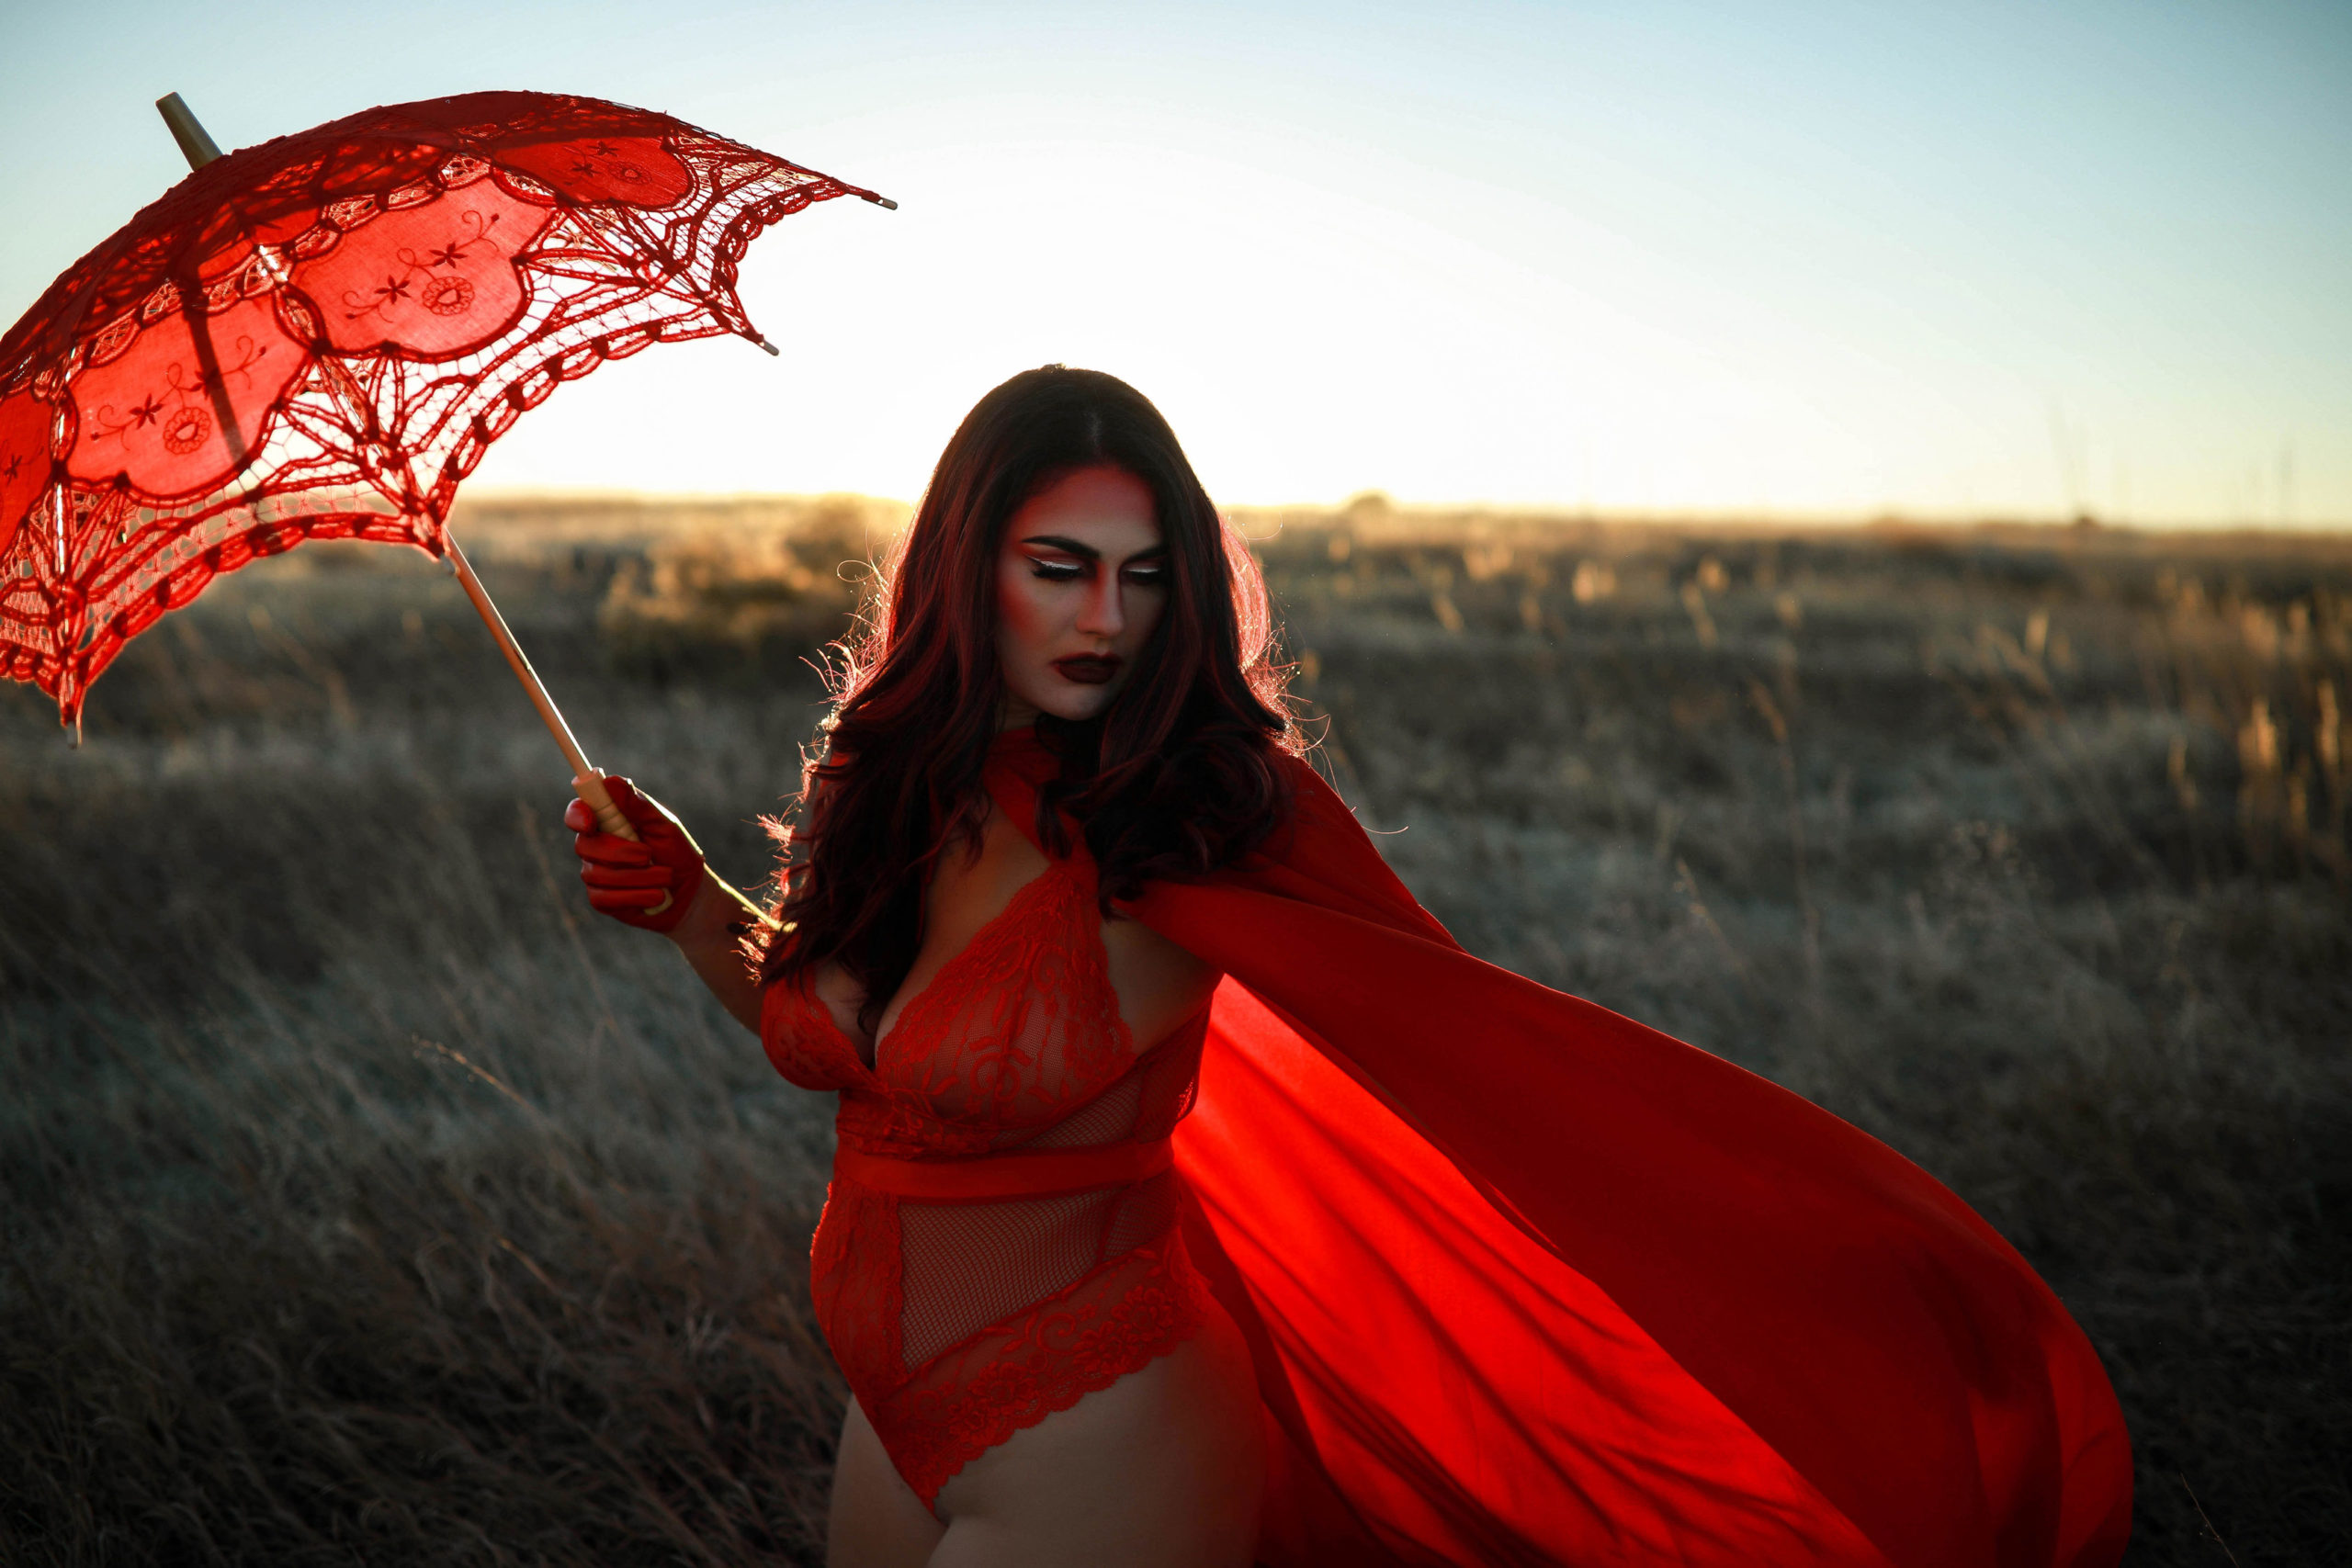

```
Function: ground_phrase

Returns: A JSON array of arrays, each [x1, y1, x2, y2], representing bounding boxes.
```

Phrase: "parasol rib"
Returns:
[[153, 93, 654, 871]]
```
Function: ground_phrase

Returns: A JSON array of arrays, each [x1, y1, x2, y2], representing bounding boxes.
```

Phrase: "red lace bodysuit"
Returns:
[[758, 829, 1215, 1507]]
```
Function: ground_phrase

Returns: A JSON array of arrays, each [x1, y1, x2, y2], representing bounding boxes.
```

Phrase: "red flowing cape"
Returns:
[[987, 739, 2132, 1568]]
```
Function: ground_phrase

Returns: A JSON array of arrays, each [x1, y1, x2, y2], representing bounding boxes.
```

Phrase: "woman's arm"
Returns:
[[660, 865, 770, 1033]]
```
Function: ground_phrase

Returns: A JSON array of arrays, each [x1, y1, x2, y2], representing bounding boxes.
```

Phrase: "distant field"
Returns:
[[4, 493, 2347, 1564]]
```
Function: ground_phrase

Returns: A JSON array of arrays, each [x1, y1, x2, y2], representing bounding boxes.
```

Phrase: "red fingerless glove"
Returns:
[[565, 775, 707, 933]]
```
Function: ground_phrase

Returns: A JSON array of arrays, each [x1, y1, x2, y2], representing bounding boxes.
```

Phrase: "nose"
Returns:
[[1073, 570, 1125, 639]]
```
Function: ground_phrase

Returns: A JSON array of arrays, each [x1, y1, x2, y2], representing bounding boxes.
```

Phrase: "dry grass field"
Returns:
[[4, 492, 2347, 1565]]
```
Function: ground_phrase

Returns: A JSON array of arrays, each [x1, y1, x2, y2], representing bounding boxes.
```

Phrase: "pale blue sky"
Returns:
[[3, 0, 2346, 522]]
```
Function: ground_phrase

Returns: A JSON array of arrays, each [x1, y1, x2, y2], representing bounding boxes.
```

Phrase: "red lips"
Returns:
[[1052, 655, 1123, 685]]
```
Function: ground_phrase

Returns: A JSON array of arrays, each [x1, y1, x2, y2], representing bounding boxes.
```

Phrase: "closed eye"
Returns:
[[1030, 558, 1086, 582]]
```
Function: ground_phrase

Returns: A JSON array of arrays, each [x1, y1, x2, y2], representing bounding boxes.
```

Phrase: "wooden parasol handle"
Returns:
[[446, 539, 671, 912], [444, 536, 640, 838]]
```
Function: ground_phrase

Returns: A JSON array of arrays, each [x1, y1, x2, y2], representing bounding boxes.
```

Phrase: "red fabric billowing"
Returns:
[[988, 733, 2132, 1567]]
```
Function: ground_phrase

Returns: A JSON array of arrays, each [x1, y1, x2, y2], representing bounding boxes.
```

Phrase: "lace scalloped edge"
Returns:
[[870, 1240, 1211, 1509]]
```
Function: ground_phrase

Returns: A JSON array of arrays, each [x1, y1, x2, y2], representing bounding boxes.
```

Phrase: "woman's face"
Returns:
[[994, 463, 1169, 727]]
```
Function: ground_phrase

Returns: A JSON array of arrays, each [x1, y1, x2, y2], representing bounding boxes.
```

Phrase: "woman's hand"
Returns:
[[566, 776, 706, 933]]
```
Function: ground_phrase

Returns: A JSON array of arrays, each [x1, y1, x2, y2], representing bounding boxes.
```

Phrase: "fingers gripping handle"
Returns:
[[573, 772, 673, 919], [572, 772, 639, 841]]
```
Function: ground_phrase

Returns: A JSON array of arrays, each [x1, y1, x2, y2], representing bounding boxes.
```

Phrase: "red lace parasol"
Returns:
[[0, 89, 887, 827]]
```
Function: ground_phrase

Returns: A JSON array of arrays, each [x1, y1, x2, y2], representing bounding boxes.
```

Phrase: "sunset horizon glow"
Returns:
[[4, 1, 2346, 528]]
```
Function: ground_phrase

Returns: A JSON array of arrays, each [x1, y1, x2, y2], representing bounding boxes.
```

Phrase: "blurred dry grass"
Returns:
[[3, 491, 2347, 1564]]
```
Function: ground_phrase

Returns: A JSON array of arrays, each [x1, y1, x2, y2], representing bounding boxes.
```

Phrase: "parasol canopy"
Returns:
[[0, 89, 888, 733]]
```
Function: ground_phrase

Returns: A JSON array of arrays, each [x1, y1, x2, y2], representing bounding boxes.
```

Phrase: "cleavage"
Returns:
[[862, 809, 1056, 1066]]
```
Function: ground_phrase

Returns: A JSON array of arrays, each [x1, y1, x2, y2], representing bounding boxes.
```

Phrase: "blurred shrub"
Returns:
[[598, 496, 893, 684]]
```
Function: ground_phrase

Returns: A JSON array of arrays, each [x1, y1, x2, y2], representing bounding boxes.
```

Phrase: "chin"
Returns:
[[1020, 676, 1125, 724], [1038, 690, 1117, 723]]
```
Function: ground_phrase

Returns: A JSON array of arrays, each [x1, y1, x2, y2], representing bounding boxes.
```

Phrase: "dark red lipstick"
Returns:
[[1052, 654, 1123, 685]]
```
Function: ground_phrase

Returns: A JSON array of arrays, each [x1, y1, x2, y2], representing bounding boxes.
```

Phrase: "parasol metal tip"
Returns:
[[156, 93, 223, 170], [863, 193, 899, 210], [756, 336, 781, 357]]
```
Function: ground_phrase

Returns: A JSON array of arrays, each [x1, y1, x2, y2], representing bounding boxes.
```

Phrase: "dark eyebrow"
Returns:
[[1018, 535, 1169, 561]]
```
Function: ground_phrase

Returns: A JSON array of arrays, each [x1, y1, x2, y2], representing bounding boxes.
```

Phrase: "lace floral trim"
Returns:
[[764, 860, 1139, 1156], [863, 1235, 1211, 1508], [808, 1180, 902, 1393]]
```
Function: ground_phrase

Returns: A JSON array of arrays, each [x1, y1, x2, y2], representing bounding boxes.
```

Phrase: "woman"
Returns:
[[571, 367, 2133, 1567]]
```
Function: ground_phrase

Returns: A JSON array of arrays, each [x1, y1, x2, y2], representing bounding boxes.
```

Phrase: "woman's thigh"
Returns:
[[926, 1298, 1265, 1568], [827, 1398, 945, 1568]]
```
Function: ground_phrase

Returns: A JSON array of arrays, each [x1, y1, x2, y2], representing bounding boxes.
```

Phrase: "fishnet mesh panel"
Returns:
[[895, 1052, 1203, 1370], [0, 90, 879, 726], [899, 1189, 1116, 1367], [1022, 1069, 1142, 1148]]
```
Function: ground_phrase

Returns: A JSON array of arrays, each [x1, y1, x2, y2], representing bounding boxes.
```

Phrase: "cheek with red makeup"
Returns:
[[988, 464, 1167, 726], [994, 552, 1128, 723]]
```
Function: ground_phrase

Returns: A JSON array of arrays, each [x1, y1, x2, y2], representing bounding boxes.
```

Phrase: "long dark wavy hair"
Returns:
[[759, 366, 1300, 1031]]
